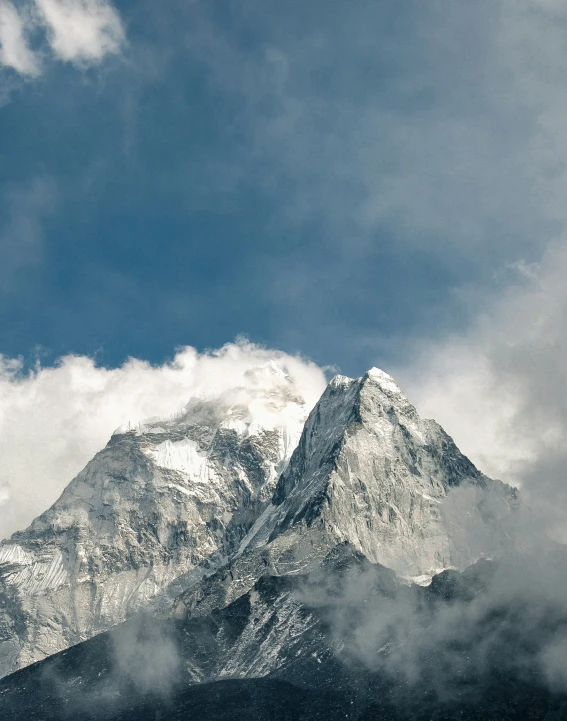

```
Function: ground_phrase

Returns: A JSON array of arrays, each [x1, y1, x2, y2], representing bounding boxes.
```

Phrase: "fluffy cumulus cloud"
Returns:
[[0, 341, 326, 540], [34, 0, 124, 62], [0, 0, 124, 76]]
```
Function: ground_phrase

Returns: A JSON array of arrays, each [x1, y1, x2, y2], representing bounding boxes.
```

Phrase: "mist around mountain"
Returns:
[[1, 364, 567, 720], [2, 545, 567, 720]]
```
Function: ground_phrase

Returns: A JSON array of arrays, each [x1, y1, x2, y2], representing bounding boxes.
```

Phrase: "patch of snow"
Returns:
[[366, 367, 402, 394], [147, 439, 211, 481], [0, 544, 33, 565]]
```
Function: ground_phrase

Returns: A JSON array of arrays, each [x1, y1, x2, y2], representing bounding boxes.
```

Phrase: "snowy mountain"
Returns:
[[0, 365, 518, 681], [241, 368, 517, 576], [0, 362, 310, 678], [175, 368, 518, 620]]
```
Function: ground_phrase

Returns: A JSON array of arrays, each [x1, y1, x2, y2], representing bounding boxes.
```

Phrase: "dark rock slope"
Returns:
[[2, 545, 567, 721]]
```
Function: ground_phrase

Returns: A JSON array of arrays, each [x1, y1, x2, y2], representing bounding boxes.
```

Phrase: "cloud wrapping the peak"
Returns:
[[0, 341, 326, 540], [396, 238, 567, 541]]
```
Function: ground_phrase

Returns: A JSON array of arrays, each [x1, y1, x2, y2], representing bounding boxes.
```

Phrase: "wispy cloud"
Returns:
[[396, 239, 567, 541], [0, 176, 58, 290], [177, 1, 558, 265], [303, 548, 567, 705], [387, 2, 567, 542]]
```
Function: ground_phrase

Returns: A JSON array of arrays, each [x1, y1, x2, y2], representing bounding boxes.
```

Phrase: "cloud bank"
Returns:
[[297, 545, 567, 707], [375, 0, 567, 543], [396, 239, 567, 541], [0, 0, 124, 77], [0, 341, 326, 540]]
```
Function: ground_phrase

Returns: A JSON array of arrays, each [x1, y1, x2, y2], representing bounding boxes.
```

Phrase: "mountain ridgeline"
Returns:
[[1, 364, 552, 721]]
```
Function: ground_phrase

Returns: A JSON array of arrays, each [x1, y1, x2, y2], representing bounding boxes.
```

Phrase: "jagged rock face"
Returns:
[[0, 365, 309, 678], [177, 369, 517, 620], [239, 368, 518, 578], [0, 544, 407, 721]]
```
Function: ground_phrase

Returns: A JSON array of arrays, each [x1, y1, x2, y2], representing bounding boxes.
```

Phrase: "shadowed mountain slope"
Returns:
[[1, 545, 567, 721]]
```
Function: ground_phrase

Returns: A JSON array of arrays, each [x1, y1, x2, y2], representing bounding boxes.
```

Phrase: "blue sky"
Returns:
[[1, 0, 561, 377]]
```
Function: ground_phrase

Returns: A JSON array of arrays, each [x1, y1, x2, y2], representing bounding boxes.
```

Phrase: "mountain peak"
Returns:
[[244, 360, 290, 382], [364, 366, 400, 391], [239, 368, 517, 578], [329, 367, 401, 393], [364, 366, 401, 392], [328, 373, 356, 389], [113, 361, 305, 438]]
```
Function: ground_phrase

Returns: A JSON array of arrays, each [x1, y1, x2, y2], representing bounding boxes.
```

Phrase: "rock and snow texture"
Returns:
[[0, 365, 518, 680], [177, 369, 518, 619], [243, 368, 518, 577], [0, 363, 310, 678]]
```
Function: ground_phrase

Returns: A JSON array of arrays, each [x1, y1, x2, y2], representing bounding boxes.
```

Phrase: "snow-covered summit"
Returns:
[[365, 366, 403, 393], [114, 361, 305, 437], [226, 367, 518, 582]]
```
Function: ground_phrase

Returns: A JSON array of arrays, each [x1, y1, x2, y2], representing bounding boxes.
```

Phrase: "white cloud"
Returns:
[[366, 1, 567, 543], [0, 0, 124, 76], [396, 239, 567, 541], [35, 0, 124, 63], [0, 341, 326, 540], [0, 1, 39, 75]]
